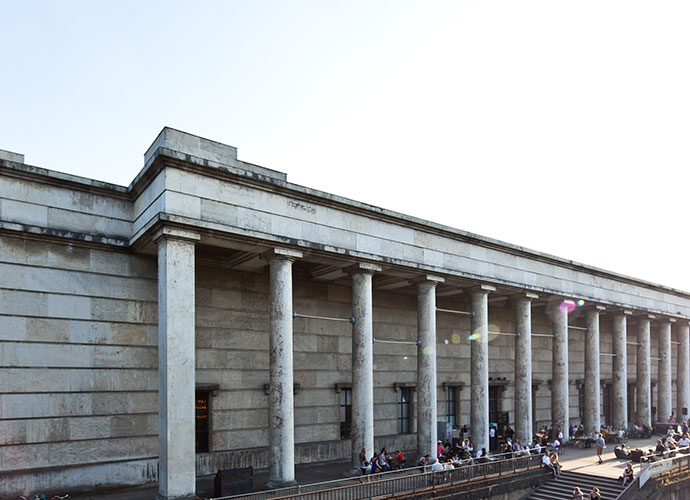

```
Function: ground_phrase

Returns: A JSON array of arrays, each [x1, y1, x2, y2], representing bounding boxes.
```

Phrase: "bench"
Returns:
[[214, 466, 254, 496]]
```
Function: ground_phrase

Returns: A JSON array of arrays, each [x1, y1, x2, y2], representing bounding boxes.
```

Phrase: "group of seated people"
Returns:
[[359, 447, 406, 475], [608, 426, 690, 464], [426, 439, 484, 467]]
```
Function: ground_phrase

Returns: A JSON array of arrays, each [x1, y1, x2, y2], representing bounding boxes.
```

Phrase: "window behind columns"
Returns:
[[578, 385, 585, 422], [627, 384, 637, 424], [603, 384, 612, 425], [446, 387, 458, 427], [489, 386, 499, 425], [196, 390, 211, 453], [398, 388, 412, 434], [340, 388, 352, 439]]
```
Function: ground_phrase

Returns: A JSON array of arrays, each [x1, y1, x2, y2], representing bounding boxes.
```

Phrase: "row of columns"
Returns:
[[153, 238, 690, 498]]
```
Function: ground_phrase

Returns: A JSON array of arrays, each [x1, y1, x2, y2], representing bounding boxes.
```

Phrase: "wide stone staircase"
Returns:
[[526, 471, 623, 500]]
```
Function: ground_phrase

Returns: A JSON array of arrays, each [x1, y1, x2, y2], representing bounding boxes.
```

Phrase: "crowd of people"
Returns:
[[357, 417, 690, 496]]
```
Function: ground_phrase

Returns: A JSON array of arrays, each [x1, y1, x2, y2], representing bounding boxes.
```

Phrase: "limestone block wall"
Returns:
[[0, 169, 131, 243], [0, 234, 158, 494]]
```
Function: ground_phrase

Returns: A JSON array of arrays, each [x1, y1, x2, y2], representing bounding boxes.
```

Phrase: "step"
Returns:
[[526, 472, 624, 500]]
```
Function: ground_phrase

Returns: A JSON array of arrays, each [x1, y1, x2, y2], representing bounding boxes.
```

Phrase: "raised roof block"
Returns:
[[144, 127, 238, 167], [0, 149, 24, 164], [143, 127, 286, 181]]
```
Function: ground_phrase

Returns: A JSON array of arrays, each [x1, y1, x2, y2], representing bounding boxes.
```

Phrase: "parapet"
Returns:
[[143, 127, 286, 182]]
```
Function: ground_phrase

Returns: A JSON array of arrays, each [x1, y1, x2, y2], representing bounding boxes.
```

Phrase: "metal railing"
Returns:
[[633, 445, 690, 498], [212, 453, 545, 500]]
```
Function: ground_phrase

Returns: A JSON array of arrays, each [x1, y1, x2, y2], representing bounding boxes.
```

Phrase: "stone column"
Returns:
[[636, 315, 653, 427], [416, 275, 444, 460], [635, 315, 654, 426], [349, 263, 381, 473], [611, 311, 631, 429], [584, 306, 604, 436], [514, 292, 538, 444], [470, 284, 495, 452], [551, 300, 569, 443], [676, 322, 690, 423], [154, 227, 200, 500], [658, 320, 673, 424], [266, 248, 303, 488]]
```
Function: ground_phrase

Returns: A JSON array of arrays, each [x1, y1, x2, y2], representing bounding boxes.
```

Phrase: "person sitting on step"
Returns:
[[542, 452, 558, 478], [620, 462, 634, 488]]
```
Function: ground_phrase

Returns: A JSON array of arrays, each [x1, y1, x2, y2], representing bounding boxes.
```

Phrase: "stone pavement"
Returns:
[[556, 436, 657, 480], [64, 437, 660, 500]]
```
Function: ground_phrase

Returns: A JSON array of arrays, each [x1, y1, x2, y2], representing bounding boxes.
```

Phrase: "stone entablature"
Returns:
[[2, 127, 689, 318]]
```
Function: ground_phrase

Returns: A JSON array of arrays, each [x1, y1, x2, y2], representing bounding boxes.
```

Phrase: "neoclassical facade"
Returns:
[[1, 128, 689, 499]]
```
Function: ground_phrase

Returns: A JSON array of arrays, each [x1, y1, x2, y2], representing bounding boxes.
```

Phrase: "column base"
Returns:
[[155, 494, 197, 500], [266, 479, 298, 489]]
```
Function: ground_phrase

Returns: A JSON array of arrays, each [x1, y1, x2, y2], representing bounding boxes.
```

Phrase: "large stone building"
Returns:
[[1, 128, 689, 500]]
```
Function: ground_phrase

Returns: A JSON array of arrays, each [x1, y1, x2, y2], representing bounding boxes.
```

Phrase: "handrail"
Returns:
[[636, 446, 690, 490], [212, 453, 546, 500]]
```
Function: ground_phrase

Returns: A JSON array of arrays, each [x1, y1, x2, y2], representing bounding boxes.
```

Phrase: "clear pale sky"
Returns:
[[2, 1, 689, 292]]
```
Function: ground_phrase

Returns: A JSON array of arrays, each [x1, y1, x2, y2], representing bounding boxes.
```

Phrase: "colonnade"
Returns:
[[153, 241, 690, 498]]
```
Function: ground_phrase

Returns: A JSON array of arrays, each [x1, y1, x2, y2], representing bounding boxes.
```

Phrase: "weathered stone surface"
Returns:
[[611, 313, 629, 428], [155, 232, 198, 500], [584, 308, 602, 434], [636, 317, 652, 426], [3, 129, 690, 497], [658, 322, 673, 423]]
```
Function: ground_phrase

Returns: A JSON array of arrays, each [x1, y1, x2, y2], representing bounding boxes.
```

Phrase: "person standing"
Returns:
[[595, 433, 606, 464], [489, 426, 497, 452], [359, 448, 369, 476]]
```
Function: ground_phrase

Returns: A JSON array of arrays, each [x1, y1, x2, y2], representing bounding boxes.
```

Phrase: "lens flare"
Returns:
[[444, 339, 450, 345], [467, 333, 481, 341], [452, 333, 461, 344], [577, 299, 585, 307], [402, 357, 407, 361], [423, 346, 433, 356], [559, 300, 576, 314]]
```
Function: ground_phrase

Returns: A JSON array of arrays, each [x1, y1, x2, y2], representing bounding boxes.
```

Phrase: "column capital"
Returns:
[[262, 247, 303, 262], [345, 262, 382, 275], [614, 310, 633, 317], [510, 291, 539, 302], [152, 226, 201, 244], [584, 304, 606, 314], [467, 284, 496, 295], [412, 274, 445, 286]]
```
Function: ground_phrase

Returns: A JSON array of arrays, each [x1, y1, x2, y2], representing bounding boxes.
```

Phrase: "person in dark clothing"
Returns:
[[621, 462, 634, 487]]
